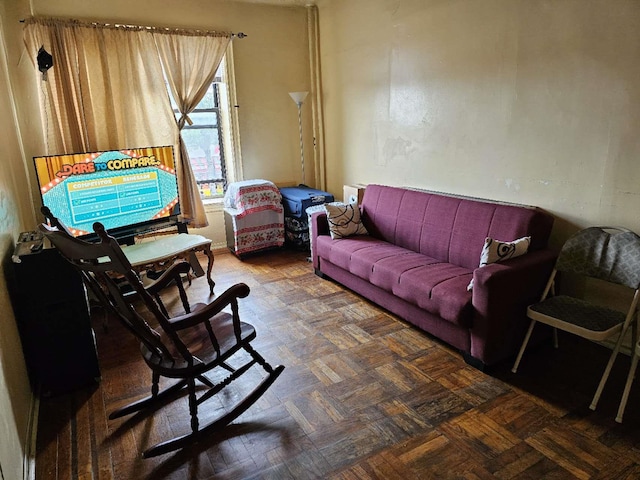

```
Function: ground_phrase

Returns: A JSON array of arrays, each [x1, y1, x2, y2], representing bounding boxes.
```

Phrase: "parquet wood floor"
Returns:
[[35, 249, 640, 479]]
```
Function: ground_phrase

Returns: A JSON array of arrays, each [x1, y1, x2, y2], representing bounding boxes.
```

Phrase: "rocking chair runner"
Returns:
[[39, 220, 284, 458]]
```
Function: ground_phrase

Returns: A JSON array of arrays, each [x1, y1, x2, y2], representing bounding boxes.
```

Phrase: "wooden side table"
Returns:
[[121, 233, 215, 294]]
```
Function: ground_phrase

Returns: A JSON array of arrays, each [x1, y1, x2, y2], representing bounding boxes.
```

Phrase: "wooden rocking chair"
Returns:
[[39, 220, 284, 458]]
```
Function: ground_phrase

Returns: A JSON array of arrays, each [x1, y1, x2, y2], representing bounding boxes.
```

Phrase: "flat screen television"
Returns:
[[34, 146, 182, 243]]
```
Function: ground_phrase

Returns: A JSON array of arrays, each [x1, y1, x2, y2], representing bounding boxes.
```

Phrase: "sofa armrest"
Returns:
[[310, 211, 330, 269], [470, 248, 557, 365]]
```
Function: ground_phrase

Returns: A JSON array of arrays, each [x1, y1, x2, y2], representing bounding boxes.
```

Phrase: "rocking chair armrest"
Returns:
[[144, 261, 192, 296], [168, 283, 251, 330]]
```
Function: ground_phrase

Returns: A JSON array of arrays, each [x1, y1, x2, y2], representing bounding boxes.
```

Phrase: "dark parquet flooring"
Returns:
[[35, 249, 640, 479]]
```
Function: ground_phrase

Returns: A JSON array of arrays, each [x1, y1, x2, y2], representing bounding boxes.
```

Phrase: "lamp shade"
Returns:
[[288, 91, 309, 105]]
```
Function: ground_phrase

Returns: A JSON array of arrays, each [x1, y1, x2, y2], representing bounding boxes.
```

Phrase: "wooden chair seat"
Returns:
[[144, 311, 256, 376]]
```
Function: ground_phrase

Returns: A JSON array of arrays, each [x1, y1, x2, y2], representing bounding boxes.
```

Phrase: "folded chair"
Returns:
[[40, 220, 284, 458], [512, 226, 640, 418]]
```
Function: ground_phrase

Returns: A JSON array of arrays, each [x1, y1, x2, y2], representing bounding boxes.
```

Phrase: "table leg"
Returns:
[[203, 246, 215, 294]]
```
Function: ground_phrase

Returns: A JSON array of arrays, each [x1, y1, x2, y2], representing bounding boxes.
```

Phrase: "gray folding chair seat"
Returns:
[[528, 296, 628, 340]]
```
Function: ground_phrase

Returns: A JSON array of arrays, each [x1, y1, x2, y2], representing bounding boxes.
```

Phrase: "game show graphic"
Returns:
[[34, 146, 179, 237]]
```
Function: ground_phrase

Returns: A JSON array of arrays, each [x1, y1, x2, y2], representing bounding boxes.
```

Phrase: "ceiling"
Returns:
[[229, 0, 316, 6]]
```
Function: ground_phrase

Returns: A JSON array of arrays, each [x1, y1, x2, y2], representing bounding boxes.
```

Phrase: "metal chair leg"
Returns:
[[616, 347, 639, 423], [590, 326, 630, 410], [512, 319, 536, 373]]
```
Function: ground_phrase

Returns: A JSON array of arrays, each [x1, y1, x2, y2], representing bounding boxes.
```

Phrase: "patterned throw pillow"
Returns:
[[467, 236, 531, 290], [324, 202, 369, 239]]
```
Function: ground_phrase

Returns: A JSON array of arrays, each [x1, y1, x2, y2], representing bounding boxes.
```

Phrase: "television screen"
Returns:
[[34, 146, 180, 240]]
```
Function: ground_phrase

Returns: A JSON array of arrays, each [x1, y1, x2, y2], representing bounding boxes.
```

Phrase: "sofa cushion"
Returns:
[[392, 262, 474, 327], [349, 243, 420, 280], [369, 252, 441, 291], [430, 274, 475, 326], [319, 235, 474, 327], [369, 253, 474, 327], [316, 235, 387, 272]]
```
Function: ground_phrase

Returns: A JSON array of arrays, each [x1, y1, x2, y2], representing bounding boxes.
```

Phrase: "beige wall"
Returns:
[[318, 0, 640, 248], [0, 0, 37, 478]]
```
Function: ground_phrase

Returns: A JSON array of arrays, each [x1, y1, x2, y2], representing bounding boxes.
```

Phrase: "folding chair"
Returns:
[[512, 226, 640, 418]]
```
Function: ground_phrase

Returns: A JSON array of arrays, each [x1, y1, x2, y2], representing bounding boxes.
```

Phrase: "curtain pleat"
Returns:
[[24, 19, 178, 155]]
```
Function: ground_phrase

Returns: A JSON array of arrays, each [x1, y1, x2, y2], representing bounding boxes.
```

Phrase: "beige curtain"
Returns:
[[23, 18, 178, 155], [154, 33, 231, 228]]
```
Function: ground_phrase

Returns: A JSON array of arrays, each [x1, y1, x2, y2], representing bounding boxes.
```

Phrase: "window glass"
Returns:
[[185, 112, 218, 125]]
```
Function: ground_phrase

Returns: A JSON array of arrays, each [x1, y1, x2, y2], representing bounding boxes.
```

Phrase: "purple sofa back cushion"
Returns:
[[361, 185, 554, 271]]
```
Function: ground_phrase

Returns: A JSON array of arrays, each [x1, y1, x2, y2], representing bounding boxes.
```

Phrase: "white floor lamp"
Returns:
[[289, 91, 308, 186]]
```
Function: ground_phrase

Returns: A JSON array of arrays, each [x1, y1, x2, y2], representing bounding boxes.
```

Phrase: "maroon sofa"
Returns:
[[310, 184, 556, 368]]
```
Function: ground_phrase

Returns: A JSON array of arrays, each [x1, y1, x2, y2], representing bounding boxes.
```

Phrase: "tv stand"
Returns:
[[121, 233, 215, 294]]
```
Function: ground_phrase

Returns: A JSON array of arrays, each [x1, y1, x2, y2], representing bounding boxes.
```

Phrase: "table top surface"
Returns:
[[121, 233, 211, 266]]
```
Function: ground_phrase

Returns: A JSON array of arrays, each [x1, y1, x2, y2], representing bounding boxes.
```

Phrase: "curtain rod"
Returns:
[[20, 16, 247, 38]]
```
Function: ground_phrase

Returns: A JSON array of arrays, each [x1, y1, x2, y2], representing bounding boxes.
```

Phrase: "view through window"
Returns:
[[169, 58, 233, 199]]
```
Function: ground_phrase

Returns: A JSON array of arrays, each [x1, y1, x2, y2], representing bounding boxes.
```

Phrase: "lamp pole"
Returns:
[[289, 91, 308, 186]]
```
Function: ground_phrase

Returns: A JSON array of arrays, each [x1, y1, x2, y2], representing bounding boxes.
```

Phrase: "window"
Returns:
[[169, 57, 237, 199]]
